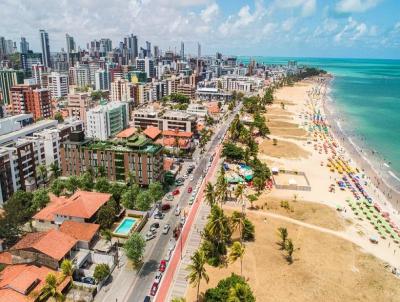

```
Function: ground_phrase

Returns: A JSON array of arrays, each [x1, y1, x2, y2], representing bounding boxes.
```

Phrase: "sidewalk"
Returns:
[[166, 202, 210, 301]]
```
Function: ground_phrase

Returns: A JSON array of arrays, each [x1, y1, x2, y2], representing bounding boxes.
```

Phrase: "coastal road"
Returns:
[[125, 104, 241, 302]]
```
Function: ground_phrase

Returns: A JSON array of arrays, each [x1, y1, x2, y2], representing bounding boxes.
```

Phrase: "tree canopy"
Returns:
[[124, 232, 146, 265]]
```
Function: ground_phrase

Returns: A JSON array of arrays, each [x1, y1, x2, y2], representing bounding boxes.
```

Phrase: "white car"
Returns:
[[180, 216, 186, 225], [162, 224, 170, 234], [190, 175, 194, 181], [174, 207, 181, 216], [145, 232, 156, 241], [154, 272, 162, 284]]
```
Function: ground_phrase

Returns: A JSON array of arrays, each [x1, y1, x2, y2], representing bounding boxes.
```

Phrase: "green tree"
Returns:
[[121, 184, 140, 209], [135, 191, 152, 211], [93, 263, 110, 282], [186, 249, 209, 302], [79, 171, 94, 191], [205, 182, 216, 207], [50, 162, 61, 179], [32, 188, 50, 210], [229, 242, 246, 276], [95, 177, 111, 193], [285, 238, 295, 264], [227, 282, 255, 302], [124, 233, 146, 266], [98, 165, 107, 177], [36, 164, 48, 186], [277, 227, 288, 250], [253, 176, 265, 193], [97, 203, 116, 229], [65, 176, 79, 194], [230, 211, 245, 244], [222, 143, 244, 161], [54, 112, 64, 123], [215, 167, 228, 205], [101, 229, 113, 247], [171, 298, 186, 302], [148, 182, 164, 203], [36, 273, 64, 302], [204, 273, 254, 302], [242, 218, 255, 241], [109, 183, 127, 203], [60, 259, 74, 277], [234, 184, 245, 205]]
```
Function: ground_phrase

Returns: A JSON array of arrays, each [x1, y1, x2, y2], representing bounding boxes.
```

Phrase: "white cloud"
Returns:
[[334, 17, 374, 42], [200, 3, 219, 23], [282, 18, 297, 32], [335, 0, 383, 13], [262, 23, 277, 35], [273, 0, 317, 17]]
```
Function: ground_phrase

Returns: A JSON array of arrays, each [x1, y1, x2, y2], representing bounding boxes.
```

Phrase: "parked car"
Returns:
[[189, 196, 195, 205], [150, 222, 160, 232], [150, 282, 158, 296], [172, 189, 180, 196], [187, 187, 192, 193], [159, 260, 167, 272], [154, 272, 163, 284], [190, 175, 194, 181], [161, 203, 171, 211], [144, 296, 151, 302], [81, 277, 96, 285], [154, 212, 164, 219], [162, 223, 170, 234], [166, 194, 174, 201], [165, 249, 172, 261], [174, 207, 181, 216], [145, 231, 156, 241], [180, 216, 186, 225]]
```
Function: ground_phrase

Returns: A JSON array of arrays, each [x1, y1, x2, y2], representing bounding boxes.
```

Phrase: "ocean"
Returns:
[[239, 56, 400, 189]]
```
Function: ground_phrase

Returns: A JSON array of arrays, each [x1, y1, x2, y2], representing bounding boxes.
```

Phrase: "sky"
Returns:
[[0, 0, 399, 59]]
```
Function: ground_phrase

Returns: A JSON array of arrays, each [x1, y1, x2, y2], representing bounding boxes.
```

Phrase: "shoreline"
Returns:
[[321, 76, 400, 214]]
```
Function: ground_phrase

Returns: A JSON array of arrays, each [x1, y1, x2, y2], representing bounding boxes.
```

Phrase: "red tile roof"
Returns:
[[163, 158, 174, 171], [207, 102, 220, 114], [60, 221, 100, 242], [33, 194, 69, 222], [162, 138, 190, 149], [11, 229, 77, 261], [0, 264, 70, 302], [162, 130, 193, 138], [143, 126, 162, 140], [116, 127, 136, 139], [56, 191, 111, 219], [0, 252, 13, 265]]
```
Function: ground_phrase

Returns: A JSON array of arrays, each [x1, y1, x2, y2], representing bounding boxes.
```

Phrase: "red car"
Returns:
[[150, 282, 159, 296], [159, 260, 167, 272], [172, 189, 180, 196], [187, 187, 192, 193]]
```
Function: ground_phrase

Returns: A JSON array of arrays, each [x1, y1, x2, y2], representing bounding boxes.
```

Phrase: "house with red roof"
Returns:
[[143, 126, 162, 140], [0, 264, 70, 302], [59, 221, 100, 249], [9, 229, 78, 270], [33, 191, 111, 230]]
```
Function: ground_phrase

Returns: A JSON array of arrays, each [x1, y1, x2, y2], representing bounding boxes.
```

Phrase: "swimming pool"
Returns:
[[114, 217, 137, 236]]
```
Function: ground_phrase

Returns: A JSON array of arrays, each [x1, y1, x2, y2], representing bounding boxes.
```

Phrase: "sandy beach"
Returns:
[[186, 78, 400, 301]]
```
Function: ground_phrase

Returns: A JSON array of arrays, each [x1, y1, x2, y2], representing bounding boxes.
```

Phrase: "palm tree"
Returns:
[[60, 259, 74, 277], [36, 164, 48, 187], [186, 249, 209, 302], [277, 227, 288, 250], [234, 184, 245, 204], [50, 162, 61, 179], [215, 167, 228, 206], [205, 205, 231, 251], [37, 273, 64, 302], [230, 211, 246, 244], [101, 229, 113, 248], [205, 182, 216, 206], [285, 239, 295, 264], [229, 241, 246, 276], [227, 282, 254, 302]]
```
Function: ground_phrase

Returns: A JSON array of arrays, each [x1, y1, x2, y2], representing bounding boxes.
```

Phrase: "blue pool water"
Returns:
[[114, 218, 136, 235]]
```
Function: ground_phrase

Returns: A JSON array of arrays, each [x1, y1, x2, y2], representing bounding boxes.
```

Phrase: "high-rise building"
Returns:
[[20, 52, 42, 73], [65, 33, 75, 65], [146, 41, 151, 57], [85, 101, 129, 140], [71, 63, 90, 87], [95, 69, 109, 90], [10, 84, 52, 120], [39, 30, 51, 68], [126, 34, 138, 62], [153, 46, 160, 59], [136, 57, 155, 79], [48, 72, 69, 99], [99, 38, 112, 54], [0, 37, 6, 58], [31, 64, 47, 87], [20, 37, 29, 54], [180, 41, 185, 60], [67, 92, 92, 123], [111, 78, 135, 102], [0, 69, 24, 105], [197, 42, 201, 58]]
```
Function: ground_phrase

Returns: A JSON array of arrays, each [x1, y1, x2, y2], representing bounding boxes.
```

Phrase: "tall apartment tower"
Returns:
[[180, 41, 185, 60], [127, 34, 138, 61], [39, 30, 51, 68], [65, 34, 75, 64], [20, 37, 29, 54], [146, 41, 151, 58], [197, 42, 201, 58]]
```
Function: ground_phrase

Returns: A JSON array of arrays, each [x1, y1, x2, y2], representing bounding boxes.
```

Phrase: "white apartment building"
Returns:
[[86, 101, 129, 140], [48, 72, 69, 98], [95, 69, 109, 90], [186, 103, 208, 117], [111, 78, 135, 102]]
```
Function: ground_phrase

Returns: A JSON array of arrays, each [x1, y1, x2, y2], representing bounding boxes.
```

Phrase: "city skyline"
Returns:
[[0, 0, 399, 59]]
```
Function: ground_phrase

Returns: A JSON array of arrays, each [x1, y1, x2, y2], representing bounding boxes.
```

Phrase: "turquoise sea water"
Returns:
[[239, 57, 400, 177]]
